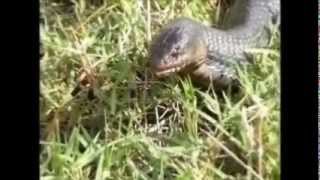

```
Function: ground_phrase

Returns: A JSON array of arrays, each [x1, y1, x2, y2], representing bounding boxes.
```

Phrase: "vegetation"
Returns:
[[40, 0, 280, 179]]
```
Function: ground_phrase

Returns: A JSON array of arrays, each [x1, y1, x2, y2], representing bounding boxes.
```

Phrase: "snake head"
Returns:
[[150, 18, 208, 77]]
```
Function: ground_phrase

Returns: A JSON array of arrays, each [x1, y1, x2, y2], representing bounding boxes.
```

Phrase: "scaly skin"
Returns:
[[150, 0, 280, 89]]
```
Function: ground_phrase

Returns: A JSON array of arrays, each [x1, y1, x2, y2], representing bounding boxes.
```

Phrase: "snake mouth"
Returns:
[[152, 58, 206, 77], [152, 62, 188, 77]]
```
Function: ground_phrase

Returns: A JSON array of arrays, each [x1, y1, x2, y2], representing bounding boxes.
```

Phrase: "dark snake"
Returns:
[[150, 0, 280, 89]]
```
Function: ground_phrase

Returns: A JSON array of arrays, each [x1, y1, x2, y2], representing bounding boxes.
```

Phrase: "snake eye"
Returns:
[[170, 46, 180, 58], [170, 51, 179, 58]]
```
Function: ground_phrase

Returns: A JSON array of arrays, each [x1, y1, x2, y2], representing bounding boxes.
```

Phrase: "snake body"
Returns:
[[150, 0, 280, 88]]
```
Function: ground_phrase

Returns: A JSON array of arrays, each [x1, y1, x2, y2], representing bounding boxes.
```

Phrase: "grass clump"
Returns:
[[40, 0, 280, 179]]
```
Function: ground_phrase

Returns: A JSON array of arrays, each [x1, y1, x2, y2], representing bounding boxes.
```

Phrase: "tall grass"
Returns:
[[40, 0, 280, 179]]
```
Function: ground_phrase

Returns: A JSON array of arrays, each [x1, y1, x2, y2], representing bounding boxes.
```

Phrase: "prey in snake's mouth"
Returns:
[[150, 18, 208, 78]]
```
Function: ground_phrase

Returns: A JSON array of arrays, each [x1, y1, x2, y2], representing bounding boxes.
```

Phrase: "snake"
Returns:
[[150, 0, 280, 89]]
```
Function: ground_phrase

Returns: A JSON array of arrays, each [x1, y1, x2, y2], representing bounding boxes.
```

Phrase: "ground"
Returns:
[[40, 0, 280, 179]]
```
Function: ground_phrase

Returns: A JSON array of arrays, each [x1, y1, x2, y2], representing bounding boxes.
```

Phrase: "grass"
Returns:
[[40, 0, 280, 179]]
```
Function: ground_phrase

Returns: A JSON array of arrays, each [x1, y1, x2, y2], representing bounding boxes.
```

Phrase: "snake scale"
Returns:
[[150, 0, 280, 89]]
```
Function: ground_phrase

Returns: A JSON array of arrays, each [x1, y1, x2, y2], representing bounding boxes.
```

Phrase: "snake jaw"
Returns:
[[151, 52, 207, 78], [152, 61, 188, 77], [151, 51, 189, 77], [153, 57, 206, 77]]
